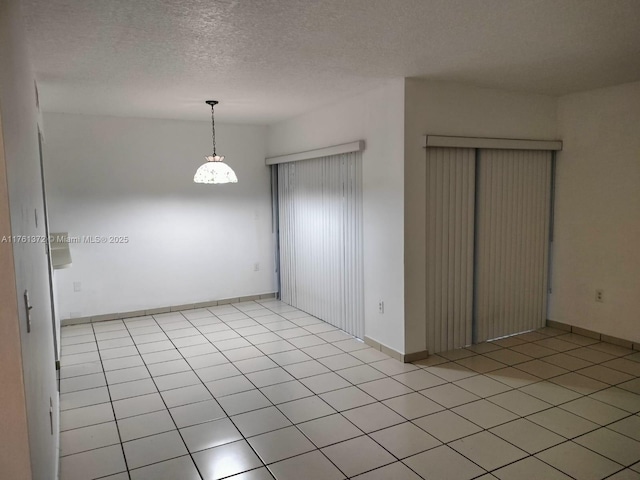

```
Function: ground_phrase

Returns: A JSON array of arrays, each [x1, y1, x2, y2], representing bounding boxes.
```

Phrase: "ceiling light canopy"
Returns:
[[194, 100, 238, 184]]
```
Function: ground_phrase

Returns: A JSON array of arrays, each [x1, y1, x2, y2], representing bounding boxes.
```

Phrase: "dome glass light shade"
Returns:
[[194, 156, 238, 184], [194, 100, 238, 184]]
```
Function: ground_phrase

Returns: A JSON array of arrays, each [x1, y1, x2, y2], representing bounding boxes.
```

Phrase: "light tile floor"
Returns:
[[59, 299, 640, 480]]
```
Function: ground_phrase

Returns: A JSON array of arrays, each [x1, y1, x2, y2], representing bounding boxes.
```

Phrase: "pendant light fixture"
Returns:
[[193, 100, 238, 184]]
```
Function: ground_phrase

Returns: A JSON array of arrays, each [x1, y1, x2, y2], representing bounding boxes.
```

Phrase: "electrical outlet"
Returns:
[[253, 262, 260, 272], [595, 289, 604, 303], [73, 281, 82, 292], [378, 301, 384, 314]]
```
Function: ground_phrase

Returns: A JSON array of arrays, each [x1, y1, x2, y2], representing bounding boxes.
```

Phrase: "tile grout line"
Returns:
[[215, 300, 421, 478], [60, 356, 634, 458], [439, 341, 636, 475], [174, 306, 282, 479], [250, 301, 424, 480], [59, 302, 640, 479], [119, 312, 210, 480], [393, 329, 639, 477], [197, 301, 485, 480], [98, 302, 314, 478], [60, 336, 639, 435], [186, 301, 355, 479], [446, 340, 638, 476], [88, 321, 132, 480]]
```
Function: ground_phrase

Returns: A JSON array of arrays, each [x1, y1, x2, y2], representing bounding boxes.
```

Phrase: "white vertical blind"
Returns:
[[277, 152, 364, 338], [425, 147, 476, 353], [475, 149, 552, 342]]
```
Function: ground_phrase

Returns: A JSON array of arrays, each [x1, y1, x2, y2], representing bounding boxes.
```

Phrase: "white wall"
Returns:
[[404, 79, 558, 353], [0, 0, 58, 478], [44, 113, 276, 319], [267, 80, 406, 353], [550, 81, 640, 343], [268, 77, 640, 354]]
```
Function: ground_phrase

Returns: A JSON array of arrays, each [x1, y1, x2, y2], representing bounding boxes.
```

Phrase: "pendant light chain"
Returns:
[[194, 100, 238, 184], [211, 103, 217, 156]]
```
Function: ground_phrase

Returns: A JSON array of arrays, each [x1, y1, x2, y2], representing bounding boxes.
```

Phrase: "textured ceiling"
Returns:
[[21, 0, 640, 124]]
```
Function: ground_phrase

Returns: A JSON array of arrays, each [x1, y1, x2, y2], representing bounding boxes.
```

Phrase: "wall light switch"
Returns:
[[73, 281, 82, 292]]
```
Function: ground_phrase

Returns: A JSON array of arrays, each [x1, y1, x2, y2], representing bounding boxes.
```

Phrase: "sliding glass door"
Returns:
[[425, 146, 553, 352], [277, 151, 364, 338]]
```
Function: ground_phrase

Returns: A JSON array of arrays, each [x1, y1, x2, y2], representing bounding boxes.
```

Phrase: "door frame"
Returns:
[[37, 125, 58, 364]]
